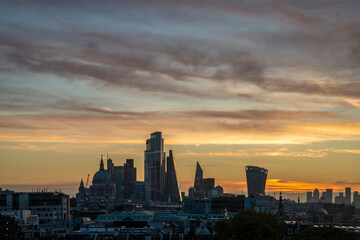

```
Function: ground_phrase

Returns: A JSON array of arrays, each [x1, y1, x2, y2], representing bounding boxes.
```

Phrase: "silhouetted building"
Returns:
[[324, 189, 333, 203], [113, 165, 124, 202], [183, 199, 211, 214], [335, 192, 345, 204], [313, 188, 319, 203], [107, 158, 114, 179], [144, 132, 165, 201], [354, 191, 360, 209], [130, 181, 145, 202], [89, 156, 116, 209], [188, 162, 223, 199], [203, 178, 215, 192], [215, 185, 224, 196], [306, 192, 312, 203], [245, 166, 268, 197], [124, 159, 136, 199], [194, 162, 203, 190], [0, 190, 70, 226], [345, 187, 351, 206], [165, 150, 181, 203], [211, 195, 244, 213]]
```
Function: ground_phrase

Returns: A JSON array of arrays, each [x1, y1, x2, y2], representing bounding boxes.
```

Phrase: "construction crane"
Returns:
[[85, 174, 90, 188]]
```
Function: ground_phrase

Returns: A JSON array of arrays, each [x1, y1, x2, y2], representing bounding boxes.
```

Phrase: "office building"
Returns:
[[245, 166, 268, 197], [165, 150, 181, 203], [113, 165, 124, 202], [144, 132, 165, 201], [335, 192, 345, 204], [124, 159, 136, 199], [130, 181, 145, 202], [0, 190, 70, 226], [306, 192, 312, 203], [324, 189, 333, 203], [188, 162, 223, 199], [345, 187, 351, 206], [354, 191, 360, 209], [194, 162, 203, 190], [313, 188, 320, 203], [203, 178, 215, 192]]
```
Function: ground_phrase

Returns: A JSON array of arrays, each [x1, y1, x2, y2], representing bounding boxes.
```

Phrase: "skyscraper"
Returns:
[[245, 166, 268, 197], [313, 188, 320, 203], [306, 191, 313, 203], [354, 191, 360, 209], [345, 187, 351, 206], [124, 159, 136, 199], [324, 189, 333, 203], [144, 132, 165, 201], [165, 150, 181, 203], [194, 162, 203, 190]]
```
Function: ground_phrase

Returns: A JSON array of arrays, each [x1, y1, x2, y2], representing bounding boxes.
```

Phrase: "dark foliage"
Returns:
[[294, 227, 360, 240], [214, 210, 284, 240]]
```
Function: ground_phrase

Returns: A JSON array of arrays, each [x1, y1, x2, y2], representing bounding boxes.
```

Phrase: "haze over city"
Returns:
[[1, 0, 360, 200]]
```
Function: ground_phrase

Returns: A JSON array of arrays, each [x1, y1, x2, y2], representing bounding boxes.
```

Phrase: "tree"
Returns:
[[294, 227, 360, 240], [214, 210, 284, 240]]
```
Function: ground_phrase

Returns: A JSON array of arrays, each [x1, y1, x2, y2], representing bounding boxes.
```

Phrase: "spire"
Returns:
[[100, 155, 104, 171], [80, 178, 84, 188]]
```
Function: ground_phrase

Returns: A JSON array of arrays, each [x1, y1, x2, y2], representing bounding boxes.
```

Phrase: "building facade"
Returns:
[[245, 166, 268, 197], [165, 150, 181, 203], [0, 190, 70, 226], [144, 132, 165, 202]]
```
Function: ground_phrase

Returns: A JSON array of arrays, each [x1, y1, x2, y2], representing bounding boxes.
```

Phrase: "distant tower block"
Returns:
[[194, 162, 203, 190], [246, 166, 268, 197]]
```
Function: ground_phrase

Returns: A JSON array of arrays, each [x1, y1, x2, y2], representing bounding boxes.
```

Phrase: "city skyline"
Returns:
[[0, 130, 358, 202], [1, 1, 360, 199]]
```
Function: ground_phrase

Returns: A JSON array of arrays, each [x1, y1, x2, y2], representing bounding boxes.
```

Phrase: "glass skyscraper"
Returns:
[[165, 150, 181, 203], [144, 132, 165, 201], [246, 166, 268, 197]]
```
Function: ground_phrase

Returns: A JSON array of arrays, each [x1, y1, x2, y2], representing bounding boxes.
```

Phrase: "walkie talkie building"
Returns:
[[246, 166, 268, 197]]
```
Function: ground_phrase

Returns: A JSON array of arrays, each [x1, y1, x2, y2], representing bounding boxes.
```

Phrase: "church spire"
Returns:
[[100, 155, 104, 171]]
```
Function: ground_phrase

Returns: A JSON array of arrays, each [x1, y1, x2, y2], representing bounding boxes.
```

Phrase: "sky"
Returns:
[[0, 0, 360, 201]]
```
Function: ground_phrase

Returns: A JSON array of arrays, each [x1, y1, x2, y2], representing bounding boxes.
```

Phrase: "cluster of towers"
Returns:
[[77, 131, 275, 208], [188, 162, 224, 199], [144, 132, 181, 203], [306, 187, 360, 206], [77, 131, 182, 208]]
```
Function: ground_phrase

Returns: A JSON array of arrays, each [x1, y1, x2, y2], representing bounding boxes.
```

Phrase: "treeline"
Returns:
[[213, 210, 360, 240]]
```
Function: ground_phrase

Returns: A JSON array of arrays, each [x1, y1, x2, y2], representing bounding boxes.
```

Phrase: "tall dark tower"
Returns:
[[165, 150, 181, 203], [124, 159, 136, 199], [245, 166, 268, 197], [194, 162, 203, 190], [144, 132, 165, 201]]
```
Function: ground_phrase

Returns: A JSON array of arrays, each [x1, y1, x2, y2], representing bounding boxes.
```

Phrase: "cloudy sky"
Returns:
[[1, 0, 360, 199]]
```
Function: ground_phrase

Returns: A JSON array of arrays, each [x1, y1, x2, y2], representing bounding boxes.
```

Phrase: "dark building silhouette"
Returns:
[[189, 162, 223, 199], [77, 155, 138, 207], [124, 159, 136, 199], [203, 178, 215, 192], [144, 132, 165, 201], [345, 187, 351, 206], [130, 181, 145, 202], [107, 158, 114, 178], [194, 162, 203, 190], [313, 188, 320, 203], [113, 165, 124, 202], [245, 166, 268, 197], [89, 156, 116, 207], [165, 150, 181, 203]]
